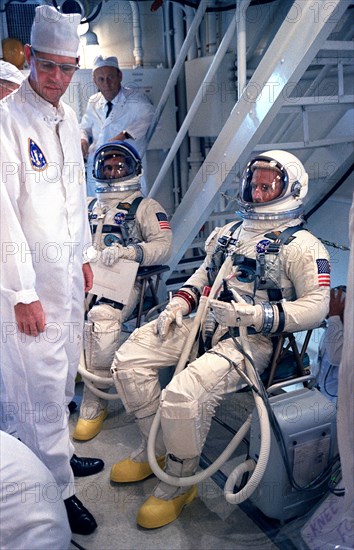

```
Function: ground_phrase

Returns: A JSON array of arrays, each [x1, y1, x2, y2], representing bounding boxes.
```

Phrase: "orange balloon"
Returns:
[[2, 38, 25, 70]]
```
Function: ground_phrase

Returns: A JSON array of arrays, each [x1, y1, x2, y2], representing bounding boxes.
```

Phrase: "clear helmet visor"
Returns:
[[93, 142, 142, 185], [237, 151, 308, 221], [240, 158, 288, 206]]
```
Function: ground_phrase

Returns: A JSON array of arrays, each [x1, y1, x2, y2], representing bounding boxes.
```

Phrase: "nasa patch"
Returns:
[[104, 234, 121, 247], [256, 239, 271, 254], [114, 212, 126, 225], [28, 138, 47, 171]]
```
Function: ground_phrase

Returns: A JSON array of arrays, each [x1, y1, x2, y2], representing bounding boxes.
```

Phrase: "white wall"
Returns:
[[90, 1, 165, 68], [307, 192, 352, 289]]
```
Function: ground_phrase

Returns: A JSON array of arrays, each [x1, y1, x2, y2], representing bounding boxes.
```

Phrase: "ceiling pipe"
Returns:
[[236, 0, 252, 98], [129, 1, 144, 67]]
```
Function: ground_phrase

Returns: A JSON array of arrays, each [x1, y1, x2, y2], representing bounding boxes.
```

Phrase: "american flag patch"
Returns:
[[156, 212, 171, 231], [316, 259, 330, 287]]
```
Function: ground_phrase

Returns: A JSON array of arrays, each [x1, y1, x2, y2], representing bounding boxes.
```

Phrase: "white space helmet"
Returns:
[[92, 141, 142, 193], [237, 150, 308, 220]]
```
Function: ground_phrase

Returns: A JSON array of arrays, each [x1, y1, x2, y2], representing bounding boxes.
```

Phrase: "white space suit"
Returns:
[[0, 431, 71, 550], [0, 78, 91, 500], [73, 141, 172, 441], [110, 150, 331, 529], [80, 86, 155, 195]]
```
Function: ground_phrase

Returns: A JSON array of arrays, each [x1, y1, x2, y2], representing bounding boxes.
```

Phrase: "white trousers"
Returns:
[[79, 283, 141, 419], [0, 431, 71, 550], [112, 318, 272, 459], [1, 290, 83, 500]]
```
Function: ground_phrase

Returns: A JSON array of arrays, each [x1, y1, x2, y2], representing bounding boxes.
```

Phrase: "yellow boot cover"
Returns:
[[137, 485, 197, 529], [73, 409, 108, 441], [110, 455, 165, 483]]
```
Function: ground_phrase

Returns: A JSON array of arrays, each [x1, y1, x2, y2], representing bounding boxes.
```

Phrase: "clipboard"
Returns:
[[90, 259, 139, 304]]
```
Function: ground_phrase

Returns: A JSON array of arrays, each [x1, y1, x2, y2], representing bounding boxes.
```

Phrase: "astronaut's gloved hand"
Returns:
[[101, 244, 137, 266], [154, 297, 189, 340], [209, 300, 264, 331]]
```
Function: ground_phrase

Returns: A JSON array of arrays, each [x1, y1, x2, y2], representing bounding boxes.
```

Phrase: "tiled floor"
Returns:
[[67, 383, 276, 550], [67, 383, 324, 550]]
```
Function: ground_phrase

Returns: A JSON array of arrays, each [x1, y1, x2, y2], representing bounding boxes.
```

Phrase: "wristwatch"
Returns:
[[123, 130, 135, 140]]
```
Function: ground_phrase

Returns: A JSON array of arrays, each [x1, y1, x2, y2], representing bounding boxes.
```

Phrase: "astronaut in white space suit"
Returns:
[[73, 141, 172, 441], [0, 5, 103, 536], [109, 150, 331, 529], [80, 55, 155, 196]]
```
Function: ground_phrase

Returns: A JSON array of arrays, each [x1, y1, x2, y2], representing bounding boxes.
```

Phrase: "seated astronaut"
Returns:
[[73, 141, 172, 441], [108, 150, 331, 529]]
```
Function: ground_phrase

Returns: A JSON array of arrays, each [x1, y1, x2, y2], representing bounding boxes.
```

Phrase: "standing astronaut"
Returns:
[[109, 150, 331, 529], [73, 141, 172, 441]]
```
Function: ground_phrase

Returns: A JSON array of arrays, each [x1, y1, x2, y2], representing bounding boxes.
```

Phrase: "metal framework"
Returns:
[[150, 0, 351, 278]]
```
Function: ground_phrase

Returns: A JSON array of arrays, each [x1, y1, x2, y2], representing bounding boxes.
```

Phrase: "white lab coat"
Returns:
[[315, 315, 343, 403], [0, 78, 91, 499], [337, 193, 354, 513], [80, 86, 155, 195], [112, 217, 330, 458], [0, 431, 71, 550]]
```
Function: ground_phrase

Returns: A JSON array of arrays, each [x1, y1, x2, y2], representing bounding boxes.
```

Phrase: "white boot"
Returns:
[[110, 414, 166, 483], [132, 415, 166, 462], [137, 454, 199, 528], [74, 305, 121, 441], [73, 383, 109, 441]]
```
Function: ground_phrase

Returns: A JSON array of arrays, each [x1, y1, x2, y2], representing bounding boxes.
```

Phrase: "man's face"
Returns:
[[250, 168, 284, 203], [103, 155, 129, 179], [0, 79, 20, 100], [93, 66, 122, 101], [25, 44, 78, 106]]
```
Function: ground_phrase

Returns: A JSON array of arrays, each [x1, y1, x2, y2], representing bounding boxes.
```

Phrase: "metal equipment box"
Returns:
[[248, 387, 337, 521]]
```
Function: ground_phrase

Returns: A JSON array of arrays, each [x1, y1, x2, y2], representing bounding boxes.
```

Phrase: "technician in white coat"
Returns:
[[0, 59, 25, 436], [80, 55, 155, 196], [0, 431, 71, 550], [0, 59, 24, 99], [315, 286, 345, 403], [110, 151, 331, 529], [0, 5, 103, 536]]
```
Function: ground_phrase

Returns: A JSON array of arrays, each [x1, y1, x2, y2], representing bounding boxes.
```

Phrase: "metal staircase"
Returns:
[[155, 0, 353, 292]]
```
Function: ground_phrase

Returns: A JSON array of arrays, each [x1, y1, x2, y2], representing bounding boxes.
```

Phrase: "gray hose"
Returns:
[[147, 256, 272, 502]]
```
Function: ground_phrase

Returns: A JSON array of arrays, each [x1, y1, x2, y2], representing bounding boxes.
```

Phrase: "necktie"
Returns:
[[106, 101, 113, 118]]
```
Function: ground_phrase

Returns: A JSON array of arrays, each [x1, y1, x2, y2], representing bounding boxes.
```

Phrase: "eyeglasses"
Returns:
[[31, 49, 80, 76]]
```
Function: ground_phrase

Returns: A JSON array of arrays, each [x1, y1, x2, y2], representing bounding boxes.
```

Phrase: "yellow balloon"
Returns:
[[2, 38, 25, 70]]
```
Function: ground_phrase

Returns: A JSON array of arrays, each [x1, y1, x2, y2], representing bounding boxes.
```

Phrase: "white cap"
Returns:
[[93, 55, 119, 72], [30, 5, 81, 58], [0, 60, 24, 85]]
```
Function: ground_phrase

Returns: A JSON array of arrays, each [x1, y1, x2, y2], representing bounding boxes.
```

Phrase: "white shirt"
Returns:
[[80, 85, 155, 158]]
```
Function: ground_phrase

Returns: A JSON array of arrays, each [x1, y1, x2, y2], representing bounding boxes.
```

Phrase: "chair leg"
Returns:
[[288, 333, 305, 377], [266, 335, 284, 388], [136, 278, 148, 328], [148, 275, 161, 309]]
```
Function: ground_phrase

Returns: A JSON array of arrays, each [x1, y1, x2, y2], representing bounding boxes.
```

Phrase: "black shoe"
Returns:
[[70, 454, 104, 477], [64, 495, 97, 535], [68, 400, 77, 414]]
